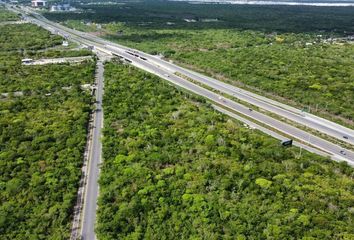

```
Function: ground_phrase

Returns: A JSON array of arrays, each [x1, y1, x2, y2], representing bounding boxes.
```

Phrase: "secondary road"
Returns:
[[12, 5, 354, 164], [7, 5, 354, 239], [81, 60, 104, 240]]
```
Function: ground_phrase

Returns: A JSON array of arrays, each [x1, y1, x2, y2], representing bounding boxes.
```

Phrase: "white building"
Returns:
[[31, 0, 47, 7], [50, 3, 75, 12]]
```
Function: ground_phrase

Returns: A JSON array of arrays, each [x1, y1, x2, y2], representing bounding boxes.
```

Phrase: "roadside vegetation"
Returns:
[[0, 23, 62, 51], [46, 1, 354, 125], [0, 6, 19, 22], [0, 23, 94, 239], [98, 61, 354, 239]]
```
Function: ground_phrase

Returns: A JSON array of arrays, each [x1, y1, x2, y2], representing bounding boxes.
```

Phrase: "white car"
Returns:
[[218, 96, 226, 102]]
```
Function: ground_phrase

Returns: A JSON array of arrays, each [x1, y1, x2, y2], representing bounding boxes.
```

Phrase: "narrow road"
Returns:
[[81, 60, 104, 240]]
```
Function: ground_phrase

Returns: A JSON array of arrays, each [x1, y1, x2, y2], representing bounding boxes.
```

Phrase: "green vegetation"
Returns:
[[170, 35, 354, 120], [0, 55, 95, 92], [46, 1, 354, 33], [0, 6, 19, 22], [0, 23, 62, 51], [0, 92, 91, 239], [0, 22, 92, 58], [64, 19, 100, 32], [0, 23, 94, 239], [25, 48, 93, 59], [0, 24, 95, 93], [102, 26, 354, 122], [98, 61, 354, 239], [45, 1, 354, 124]]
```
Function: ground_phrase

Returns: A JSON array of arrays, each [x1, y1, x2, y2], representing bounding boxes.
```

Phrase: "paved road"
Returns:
[[47, 17, 354, 146], [6, 7, 353, 240], [213, 105, 334, 159], [137, 56, 354, 145], [13, 5, 354, 164], [39, 16, 353, 146], [81, 60, 104, 240]]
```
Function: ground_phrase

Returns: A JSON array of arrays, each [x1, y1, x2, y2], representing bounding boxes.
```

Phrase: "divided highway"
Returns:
[[27, 9, 354, 146], [13, 5, 354, 165], [7, 4, 354, 240], [137, 56, 354, 145]]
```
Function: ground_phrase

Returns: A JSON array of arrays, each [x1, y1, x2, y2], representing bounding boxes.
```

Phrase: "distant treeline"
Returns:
[[45, 0, 354, 33]]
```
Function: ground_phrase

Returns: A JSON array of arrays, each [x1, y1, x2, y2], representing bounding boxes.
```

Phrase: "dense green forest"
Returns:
[[0, 23, 94, 239], [0, 24, 62, 51], [45, 1, 354, 33], [0, 53, 95, 92], [98, 62, 354, 239], [0, 6, 19, 22], [46, 1, 354, 124]]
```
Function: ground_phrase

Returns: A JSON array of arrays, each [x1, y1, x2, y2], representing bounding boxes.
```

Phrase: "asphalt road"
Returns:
[[14, 5, 354, 164], [43, 17, 354, 146], [213, 105, 335, 159], [138, 57, 354, 145], [40, 17, 354, 146], [134, 60, 354, 164], [81, 60, 104, 240], [8, 7, 354, 239], [6, 5, 354, 240]]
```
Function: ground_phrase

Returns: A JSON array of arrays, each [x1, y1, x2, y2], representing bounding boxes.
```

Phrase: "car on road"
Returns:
[[249, 108, 253, 111], [343, 136, 349, 139], [340, 150, 346, 155], [218, 96, 226, 102]]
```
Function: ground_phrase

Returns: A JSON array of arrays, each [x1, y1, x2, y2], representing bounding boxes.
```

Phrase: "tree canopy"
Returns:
[[97, 62, 354, 240], [0, 23, 95, 239]]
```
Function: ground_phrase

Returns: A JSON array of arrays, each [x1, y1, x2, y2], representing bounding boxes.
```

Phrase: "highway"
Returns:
[[8, 5, 354, 238], [12, 5, 354, 164], [137, 56, 354, 145], [6, 4, 354, 240], [80, 60, 104, 240], [27, 9, 354, 146]]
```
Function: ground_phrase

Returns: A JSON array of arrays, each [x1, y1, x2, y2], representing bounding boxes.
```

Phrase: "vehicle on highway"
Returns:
[[218, 96, 226, 102], [340, 150, 346, 155], [281, 139, 293, 147], [21, 58, 33, 64], [16, 6, 353, 164], [164, 73, 170, 77], [343, 136, 349, 139], [249, 108, 253, 111]]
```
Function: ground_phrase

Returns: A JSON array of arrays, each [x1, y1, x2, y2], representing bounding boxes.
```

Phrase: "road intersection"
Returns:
[[7, 5, 354, 239]]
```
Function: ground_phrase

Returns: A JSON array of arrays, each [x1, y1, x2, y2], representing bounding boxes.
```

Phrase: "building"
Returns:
[[31, 0, 47, 7], [50, 3, 76, 12]]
